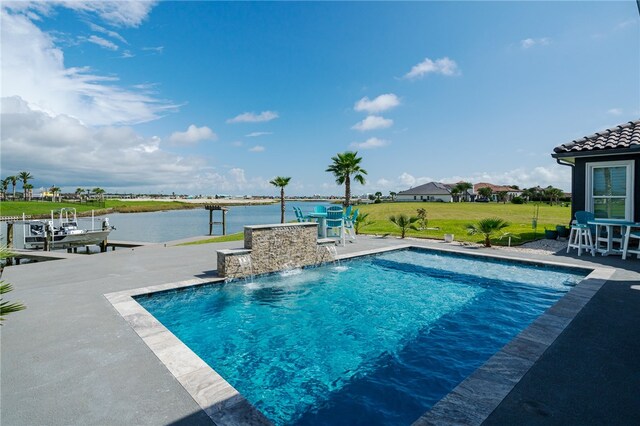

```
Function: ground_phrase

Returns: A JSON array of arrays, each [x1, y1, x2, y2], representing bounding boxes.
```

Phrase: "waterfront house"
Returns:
[[552, 119, 640, 221], [396, 182, 454, 202], [473, 182, 522, 202]]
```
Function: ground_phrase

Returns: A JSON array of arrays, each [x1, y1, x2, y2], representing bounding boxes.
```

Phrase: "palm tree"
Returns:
[[466, 217, 510, 247], [50, 186, 60, 202], [8, 176, 17, 200], [450, 186, 461, 202], [456, 182, 473, 202], [326, 151, 367, 207], [354, 212, 372, 235], [24, 184, 33, 201], [269, 176, 291, 223], [75, 188, 84, 200], [496, 191, 509, 204], [17, 171, 32, 200], [0, 246, 26, 323], [389, 214, 419, 238], [93, 187, 105, 201], [389, 191, 397, 201], [374, 191, 382, 202], [0, 178, 9, 200]]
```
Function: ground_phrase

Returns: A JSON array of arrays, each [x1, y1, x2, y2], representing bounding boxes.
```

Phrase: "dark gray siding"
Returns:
[[571, 153, 640, 222]]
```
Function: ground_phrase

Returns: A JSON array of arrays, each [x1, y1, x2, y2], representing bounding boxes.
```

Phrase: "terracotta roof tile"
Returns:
[[553, 120, 640, 154]]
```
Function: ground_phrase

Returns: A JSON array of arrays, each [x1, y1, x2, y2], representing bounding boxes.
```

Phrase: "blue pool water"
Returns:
[[136, 249, 585, 425]]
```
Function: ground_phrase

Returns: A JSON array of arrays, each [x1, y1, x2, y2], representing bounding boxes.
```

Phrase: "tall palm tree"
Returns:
[[75, 188, 84, 200], [8, 176, 17, 200], [389, 191, 397, 201], [17, 171, 32, 200], [24, 184, 33, 201], [450, 186, 461, 202], [466, 217, 510, 247], [326, 151, 367, 207], [1, 178, 9, 200], [93, 188, 105, 201], [269, 176, 291, 223]]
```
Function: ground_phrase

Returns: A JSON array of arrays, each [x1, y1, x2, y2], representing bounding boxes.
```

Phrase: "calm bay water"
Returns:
[[102, 201, 331, 243]]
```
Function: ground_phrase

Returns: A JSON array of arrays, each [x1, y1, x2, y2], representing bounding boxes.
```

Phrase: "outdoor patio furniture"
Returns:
[[624, 231, 640, 260], [588, 219, 640, 258], [344, 208, 358, 242], [567, 211, 595, 256], [314, 205, 327, 214], [325, 206, 345, 246]]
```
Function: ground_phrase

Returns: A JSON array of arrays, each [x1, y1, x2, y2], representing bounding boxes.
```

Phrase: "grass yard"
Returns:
[[354, 202, 571, 245], [0, 200, 196, 217]]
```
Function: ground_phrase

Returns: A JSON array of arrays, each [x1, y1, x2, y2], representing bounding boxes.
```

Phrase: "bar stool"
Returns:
[[566, 211, 595, 256]]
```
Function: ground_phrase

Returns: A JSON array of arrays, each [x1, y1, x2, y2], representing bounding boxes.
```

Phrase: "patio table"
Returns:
[[588, 219, 640, 259], [307, 212, 327, 238]]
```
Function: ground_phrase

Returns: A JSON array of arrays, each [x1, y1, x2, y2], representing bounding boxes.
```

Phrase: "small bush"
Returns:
[[511, 196, 524, 204]]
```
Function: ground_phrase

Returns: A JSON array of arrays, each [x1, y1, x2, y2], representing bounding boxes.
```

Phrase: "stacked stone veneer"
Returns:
[[217, 223, 336, 279]]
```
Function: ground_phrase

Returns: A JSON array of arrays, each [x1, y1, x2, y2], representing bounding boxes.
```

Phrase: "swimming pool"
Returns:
[[136, 248, 585, 425]]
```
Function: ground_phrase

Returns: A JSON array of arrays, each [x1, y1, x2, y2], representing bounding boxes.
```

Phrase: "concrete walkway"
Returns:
[[1, 235, 638, 425]]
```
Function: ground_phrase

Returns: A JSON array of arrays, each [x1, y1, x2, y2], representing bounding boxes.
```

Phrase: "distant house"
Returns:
[[396, 182, 454, 202], [552, 119, 639, 221], [473, 182, 522, 202]]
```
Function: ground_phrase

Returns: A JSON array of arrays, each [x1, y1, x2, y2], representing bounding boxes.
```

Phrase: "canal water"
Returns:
[[0, 202, 331, 245]]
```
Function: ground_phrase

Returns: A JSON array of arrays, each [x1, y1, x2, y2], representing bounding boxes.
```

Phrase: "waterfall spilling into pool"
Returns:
[[137, 248, 586, 425]]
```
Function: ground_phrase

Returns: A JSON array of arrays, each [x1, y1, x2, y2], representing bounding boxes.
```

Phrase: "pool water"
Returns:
[[136, 249, 585, 425]]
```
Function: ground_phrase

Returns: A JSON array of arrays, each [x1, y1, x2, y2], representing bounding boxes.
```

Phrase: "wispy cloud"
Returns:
[[121, 50, 134, 59], [227, 111, 279, 124], [245, 131, 273, 137], [607, 108, 623, 115], [354, 93, 400, 113], [520, 37, 551, 49], [351, 137, 389, 149], [404, 57, 459, 80], [1, 10, 177, 126], [142, 46, 164, 54], [352, 115, 393, 132], [87, 22, 127, 44], [86, 35, 118, 50], [169, 124, 217, 145], [249, 145, 265, 152]]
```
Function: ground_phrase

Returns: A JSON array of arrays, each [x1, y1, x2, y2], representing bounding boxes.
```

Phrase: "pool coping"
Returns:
[[104, 244, 614, 426]]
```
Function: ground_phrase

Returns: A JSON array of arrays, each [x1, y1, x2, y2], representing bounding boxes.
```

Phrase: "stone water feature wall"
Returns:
[[217, 223, 336, 279]]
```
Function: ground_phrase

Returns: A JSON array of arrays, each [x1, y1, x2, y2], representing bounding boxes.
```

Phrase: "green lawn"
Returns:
[[354, 201, 571, 245], [0, 200, 196, 217], [177, 232, 244, 245]]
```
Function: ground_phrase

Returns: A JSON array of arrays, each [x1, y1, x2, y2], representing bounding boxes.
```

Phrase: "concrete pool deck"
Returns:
[[1, 235, 639, 425]]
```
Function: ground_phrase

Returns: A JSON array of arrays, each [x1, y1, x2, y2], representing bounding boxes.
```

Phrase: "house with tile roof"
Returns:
[[552, 119, 640, 221], [473, 182, 522, 202], [396, 182, 455, 202]]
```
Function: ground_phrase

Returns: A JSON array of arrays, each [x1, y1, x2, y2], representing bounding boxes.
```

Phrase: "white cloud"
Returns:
[[607, 108, 623, 115], [87, 22, 128, 44], [1, 9, 176, 126], [121, 50, 134, 58], [245, 131, 272, 137], [351, 115, 393, 131], [354, 93, 400, 113], [393, 165, 571, 192], [520, 37, 551, 49], [249, 145, 265, 152], [169, 125, 217, 145], [404, 57, 459, 80], [0, 97, 273, 194], [86, 35, 118, 50], [227, 111, 279, 124], [142, 46, 164, 54], [231, 141, 243, 147], [351, 137, 389, 149]]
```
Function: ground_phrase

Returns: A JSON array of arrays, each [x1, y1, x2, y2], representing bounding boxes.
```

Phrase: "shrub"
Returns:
[[511, 196, 524, 204]]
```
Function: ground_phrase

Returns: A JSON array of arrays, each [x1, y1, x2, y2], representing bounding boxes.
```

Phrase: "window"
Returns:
[[586, 160, 634, 220]]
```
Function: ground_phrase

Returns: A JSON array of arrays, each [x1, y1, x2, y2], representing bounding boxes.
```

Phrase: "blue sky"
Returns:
[[1, 1, 638, 196]]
